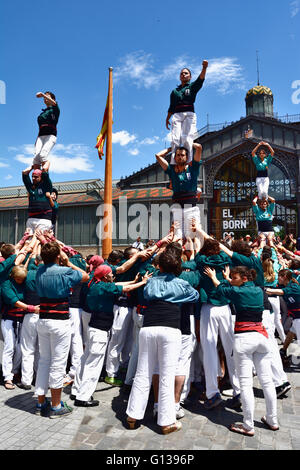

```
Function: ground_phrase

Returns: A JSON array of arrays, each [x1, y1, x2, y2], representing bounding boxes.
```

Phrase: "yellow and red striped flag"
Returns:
[[95, 97, 108, 159]]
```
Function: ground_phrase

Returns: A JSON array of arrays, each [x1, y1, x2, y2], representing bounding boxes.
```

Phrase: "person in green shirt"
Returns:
[[166, 61, 208, 163], [156, 143, 203, 239], [73, 264, 151, 407], [34, 91, 60, 172], [252, 195, 276, 237], [1, 265, 39, 390], [22, 166, 53, 234], [192, 236, 240, 410], [251, 141, 275, 200], [266, 269, 300, 360], [205, 265, 279, 436]]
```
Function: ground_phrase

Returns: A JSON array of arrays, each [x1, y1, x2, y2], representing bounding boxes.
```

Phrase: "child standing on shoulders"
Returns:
[[33, 91, 60, 172], [166, 61, 208, 164], [251, 141, 275, 200]]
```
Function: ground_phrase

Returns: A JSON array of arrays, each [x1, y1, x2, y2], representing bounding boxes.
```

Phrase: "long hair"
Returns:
[[262, 258, 276, 283]]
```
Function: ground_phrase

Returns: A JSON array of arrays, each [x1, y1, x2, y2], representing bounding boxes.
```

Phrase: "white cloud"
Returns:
[[114, 51, 246, 95], [112, 130, 137, 146], [5, 174, 13, 180], [0, 160, 9, 168], [139, 136, 159, 145], [290, 0, 299, 17], [205, 57, 246, 94], [114, 51, 157, 89], [12, 143, 94, 174], [128, 148, 140, 156]]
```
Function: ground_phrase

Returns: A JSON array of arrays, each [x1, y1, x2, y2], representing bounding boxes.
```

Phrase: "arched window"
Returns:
[[209, 154, 296, 239]]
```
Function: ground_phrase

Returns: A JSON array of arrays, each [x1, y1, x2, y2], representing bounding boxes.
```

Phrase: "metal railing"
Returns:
[[196, 113, 300, 137]]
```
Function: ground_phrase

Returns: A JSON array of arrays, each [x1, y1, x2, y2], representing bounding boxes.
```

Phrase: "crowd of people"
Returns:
[[1, 210, 300, 434]]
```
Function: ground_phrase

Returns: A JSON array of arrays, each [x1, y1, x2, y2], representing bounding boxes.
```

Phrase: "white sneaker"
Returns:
[[176, 406, 185, 419]]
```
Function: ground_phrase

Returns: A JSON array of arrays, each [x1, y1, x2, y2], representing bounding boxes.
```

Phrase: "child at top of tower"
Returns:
[[251, 141, 275, 201], [166, 61, 208, 164], [33, 91, 60, 172]]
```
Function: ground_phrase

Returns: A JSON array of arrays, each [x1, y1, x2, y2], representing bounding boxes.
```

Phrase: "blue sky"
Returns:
[[0, 0, 299, 187]]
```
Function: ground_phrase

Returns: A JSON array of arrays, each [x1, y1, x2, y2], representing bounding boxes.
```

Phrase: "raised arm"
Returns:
[[36, 91, 57, 106], [251, 141, 264, 157], [121, 272, 152, 293], [199, 60, 208, 80], [268, 195, 275, 204], [155, 147, 171, 171], [262, 141, 275, 156], [59, 249, 89, 283], [193, 143, 202, 162]]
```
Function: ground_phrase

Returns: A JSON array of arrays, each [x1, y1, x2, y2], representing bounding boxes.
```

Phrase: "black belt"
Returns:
[[257, 220, 273, 232], [257, 170, 268, 177]]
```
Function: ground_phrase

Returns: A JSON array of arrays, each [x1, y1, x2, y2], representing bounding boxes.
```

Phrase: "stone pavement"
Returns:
[[1, 357, 300, 452]]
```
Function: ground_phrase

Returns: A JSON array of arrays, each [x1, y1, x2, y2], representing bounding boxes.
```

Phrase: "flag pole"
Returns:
[[102, 67, 113, 259]]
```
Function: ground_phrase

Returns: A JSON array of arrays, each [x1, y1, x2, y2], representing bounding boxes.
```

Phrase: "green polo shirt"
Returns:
[[2, 279, 26, 307], [38, 104, 60, 136], [195, 251, 232, 305], [252, 154, 273, 172], [168, 77, 205, 114], [165, 160, 201, 195], [217, 281, 264, 313], [0, 255, 17, 284], [282, 281, 300, 318], [87, 281, 123, 331], [252, 203, 275, 221]]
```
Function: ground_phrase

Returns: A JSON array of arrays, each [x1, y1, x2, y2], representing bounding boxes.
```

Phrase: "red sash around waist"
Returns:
[[235, 321, 268, 338]]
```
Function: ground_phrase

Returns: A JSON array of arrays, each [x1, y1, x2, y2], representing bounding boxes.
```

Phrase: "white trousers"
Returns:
[[262, 310, 288, 387], [256, 176, 269, 200], [75, 327, 109, 401], [190, 342, 204, 383], [20, 313, 39, 386], [81, 310, 92, 350], [268, 296, 286, 343], [105, 305, 133, 377], [200, 303, 240, 399], [290, 318, 300, 341], [35, 319, 71, 395], [33, 134, 57, 165], [170, 112, 197, 163], [68, 308, 84, 378], [177, 331, 197, 403], [126, 326, 181, 427], [171, 206, 202, 240], [1, 319, 23, 382], [233, 332, 278, 431], [125, 307, 144, 386], [26, 218, 53, 235]]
